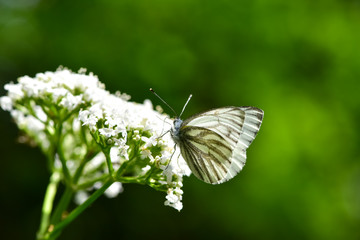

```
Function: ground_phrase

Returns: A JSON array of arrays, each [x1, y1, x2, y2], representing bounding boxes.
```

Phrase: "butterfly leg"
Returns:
[[176, 148, 182, 169], [159, 130, 170, 139], [164, 144, 177, 170], [158, 116, 171, 136]]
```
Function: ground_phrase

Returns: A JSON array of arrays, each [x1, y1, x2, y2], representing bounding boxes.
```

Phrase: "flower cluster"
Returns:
[[0, 67, 191, 211]]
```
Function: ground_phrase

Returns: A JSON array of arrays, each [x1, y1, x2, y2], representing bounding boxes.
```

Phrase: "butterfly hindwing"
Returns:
[[179, 107, 263, 184], [179, 126, 233, 183]]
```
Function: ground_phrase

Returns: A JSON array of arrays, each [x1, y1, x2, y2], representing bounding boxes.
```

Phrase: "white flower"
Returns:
[[142, 165, 151, 172], [74, 191, 89, 205], [164, 188, 183, 211], [59, 93, 83, 111], [47, 88, 68, 102], [104, 182, 123, 198], [4, 82, 24, 100], [78, 90, 191, 210], [141, 135, 158, 148], [79, 110, 98, 130], [1, 67, 192, 211], [140, 148, 154, 161], [133, 130, 141, 141], [0, 96, 13, 111], [19, 76, 46, 97], [99, 128, 117, 138]]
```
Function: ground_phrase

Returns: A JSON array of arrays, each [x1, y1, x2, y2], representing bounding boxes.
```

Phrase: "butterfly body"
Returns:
[[171, 118, 183, 143], [170, 106, 264, 185]]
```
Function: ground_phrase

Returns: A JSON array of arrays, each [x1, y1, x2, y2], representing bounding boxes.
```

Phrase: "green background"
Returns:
[[1, 0, 359, 239]]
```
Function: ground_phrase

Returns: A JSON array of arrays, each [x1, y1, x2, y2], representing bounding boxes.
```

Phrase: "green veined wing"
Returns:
[[178, 107, 263, 184]]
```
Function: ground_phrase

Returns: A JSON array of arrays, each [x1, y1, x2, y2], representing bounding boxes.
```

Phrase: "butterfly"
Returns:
[[150, 89, 264, 184]]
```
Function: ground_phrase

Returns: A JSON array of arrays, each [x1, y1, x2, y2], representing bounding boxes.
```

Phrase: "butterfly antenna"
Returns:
[[179, 94, 192, 118], [150, 88, 177, 116]]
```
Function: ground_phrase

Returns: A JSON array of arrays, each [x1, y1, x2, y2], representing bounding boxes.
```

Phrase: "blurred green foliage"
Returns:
[[1, 0, 360, 239]]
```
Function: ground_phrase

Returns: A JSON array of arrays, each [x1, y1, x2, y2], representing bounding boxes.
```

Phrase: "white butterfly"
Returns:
[[151, 89, 264, 184]]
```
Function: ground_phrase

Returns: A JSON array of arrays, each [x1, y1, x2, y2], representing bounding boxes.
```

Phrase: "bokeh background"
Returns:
[[1, 0, 360, 239]]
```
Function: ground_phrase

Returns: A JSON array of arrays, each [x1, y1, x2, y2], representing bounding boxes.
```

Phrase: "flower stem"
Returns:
[[73, 149, 97, 184], [50, 186, 73, 225], [76, 175, 108, 190], [45, 178, 114, 239], [37, 172, 61, 239], [56, 127, 71, 183], [103, 147, 114, 176]]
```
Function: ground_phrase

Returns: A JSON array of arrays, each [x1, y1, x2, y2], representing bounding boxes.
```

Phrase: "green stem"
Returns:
[[76, 175, 109, 190], [80, 125, 89, 146], [73, 150, 97, 184], [103, 147, 114, 176], [55, 124, 71, 183], [37, 172, 61, 239], [46, 143, 55, 172], [57, 147, 71, 182], [45, 178, 114, 239], [116, 160, 130, 178], [50, 186, 73, 225]]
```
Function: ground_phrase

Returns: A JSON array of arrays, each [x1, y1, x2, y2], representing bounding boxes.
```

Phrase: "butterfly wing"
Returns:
[[179, 106, 263, 184], [178, 126, 233, 183]]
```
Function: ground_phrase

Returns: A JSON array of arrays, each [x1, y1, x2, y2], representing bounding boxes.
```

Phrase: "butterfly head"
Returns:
[[171, 117, 183, 142], [150, 88, 192, 142]]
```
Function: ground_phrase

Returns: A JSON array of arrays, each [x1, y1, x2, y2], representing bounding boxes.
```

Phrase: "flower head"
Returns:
[[1, 67, 191, 211]]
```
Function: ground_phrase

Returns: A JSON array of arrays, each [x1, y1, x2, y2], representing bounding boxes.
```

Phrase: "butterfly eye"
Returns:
[[174, 118, 183, 129]]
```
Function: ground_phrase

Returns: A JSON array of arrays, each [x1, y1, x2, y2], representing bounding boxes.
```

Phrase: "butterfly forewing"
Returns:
[[180, 106, 263, 184]]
